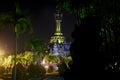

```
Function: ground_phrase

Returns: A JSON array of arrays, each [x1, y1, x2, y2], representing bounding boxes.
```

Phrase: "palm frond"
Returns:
[[15, 16, 33, 38], [15, 3, 22, 15], [0, 13, 14, 22], [17, 17, 32, 30]]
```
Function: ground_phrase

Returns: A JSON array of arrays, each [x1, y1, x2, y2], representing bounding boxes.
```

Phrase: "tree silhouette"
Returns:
[[24, 36, 47, 63], [0, 3, 32, 80], [55, 0, 120, 80]]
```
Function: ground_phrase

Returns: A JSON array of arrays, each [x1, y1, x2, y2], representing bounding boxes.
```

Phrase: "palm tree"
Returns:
[[14, 4, 32, 80], [24, 36, 47, 64], [0, 3, 32, 80]]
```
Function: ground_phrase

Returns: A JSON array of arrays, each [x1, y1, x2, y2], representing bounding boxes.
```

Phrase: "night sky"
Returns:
[[0, 0, 76, 53]]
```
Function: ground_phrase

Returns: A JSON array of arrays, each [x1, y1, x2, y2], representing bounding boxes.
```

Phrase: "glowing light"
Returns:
[[41, 59, 46, 64], [44, 65, 49, 72], [45, 65, 49, 69], [0, 49, 5, 56], [114, 61, 117, 66]]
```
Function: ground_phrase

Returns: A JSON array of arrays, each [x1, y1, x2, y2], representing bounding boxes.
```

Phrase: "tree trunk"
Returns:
[[14, 37, 17, 80]]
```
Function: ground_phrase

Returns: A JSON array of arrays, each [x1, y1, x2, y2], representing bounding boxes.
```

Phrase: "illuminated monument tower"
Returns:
[[50, 9, 65, 44], [49, 8, 70, 56]]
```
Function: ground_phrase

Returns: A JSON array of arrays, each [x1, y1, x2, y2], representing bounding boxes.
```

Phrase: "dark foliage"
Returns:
[[12, 63, 27, 80], [47, 65, 54, 73], [63, 15, 120, 80], [0, 66, 5, 75], [58, 62, 68, 77], [27, 63, 46, 79]]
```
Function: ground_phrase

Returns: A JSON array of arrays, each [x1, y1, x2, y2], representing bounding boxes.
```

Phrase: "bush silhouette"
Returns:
[[27, 63, 46, 79], [12, 62, 27, 80], [58, 62, 68, 77]]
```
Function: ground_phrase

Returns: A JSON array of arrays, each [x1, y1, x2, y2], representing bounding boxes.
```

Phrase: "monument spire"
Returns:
[[54, 8, 63, 35], [48, 6, 70, 56], [50, 7, 65, 44]]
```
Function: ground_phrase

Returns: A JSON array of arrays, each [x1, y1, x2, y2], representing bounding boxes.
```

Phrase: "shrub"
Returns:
[[12, 63, 27, 80], [27, 63, 46, 79], [47, 65, 54, 73], [57, 62, 68, 77], [0, 66, 5, 75]]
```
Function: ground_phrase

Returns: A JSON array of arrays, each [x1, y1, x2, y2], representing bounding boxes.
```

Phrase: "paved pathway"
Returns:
[[0, 77, 64, 80], [44, 75, 64, 80], [0, 72, 64, 80], [29, 76, 64, 80]]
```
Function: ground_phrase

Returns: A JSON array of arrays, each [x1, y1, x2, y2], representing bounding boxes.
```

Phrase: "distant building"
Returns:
[[48, 8, 71, 57]]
